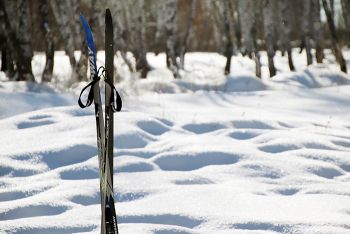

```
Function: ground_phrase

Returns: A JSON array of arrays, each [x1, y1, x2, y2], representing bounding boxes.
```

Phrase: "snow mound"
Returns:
[[270, 64, 350, 89], [225, 75, 268, 92], [0, 82, 74, 119]]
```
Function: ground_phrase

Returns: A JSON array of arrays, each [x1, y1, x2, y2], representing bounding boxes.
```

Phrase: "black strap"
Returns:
[[78, 75, 100, 108], [78, 67, 122, 112], [105, 80, 122, 112]]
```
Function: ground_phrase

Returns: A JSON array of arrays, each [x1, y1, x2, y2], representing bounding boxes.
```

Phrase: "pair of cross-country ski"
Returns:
[[78, 9, 122, 234]]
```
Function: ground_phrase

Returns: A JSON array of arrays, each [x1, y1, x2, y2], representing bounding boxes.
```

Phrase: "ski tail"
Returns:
[[105, 195, 118, 234]]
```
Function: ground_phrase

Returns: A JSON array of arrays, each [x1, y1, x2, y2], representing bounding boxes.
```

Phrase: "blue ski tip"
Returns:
[[80, 13, 98, 77]]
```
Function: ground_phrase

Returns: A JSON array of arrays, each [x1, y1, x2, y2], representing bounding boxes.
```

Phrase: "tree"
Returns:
[[341, 0, 350, 45], [179, 0, 197, 71], [0, 3, 13, 74], [157, 0, 179, 78], [110, 0, 135, 74], [111, 0, 150, 78], [322, 0, 347, 73], [17, 0, 35, 81], [1, 0, 34, 81], [263, 0, 277, 77], [279, 0, 295, 71], [39, 0, 54, 82], [311, 0, 324, 63], [239, 0, 261, 78], [50, 0, 88, 82], [232, 0, 242, 50], [50, 0, 76, 75], [302, 0, 313, 65], [135, 0, 150, 78]]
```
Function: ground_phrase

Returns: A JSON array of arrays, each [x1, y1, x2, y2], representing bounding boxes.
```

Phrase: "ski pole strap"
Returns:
[[78, 75, 100, 108], [106, 81, 122, 112]]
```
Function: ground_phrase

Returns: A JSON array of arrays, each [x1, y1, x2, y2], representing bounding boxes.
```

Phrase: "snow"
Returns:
[[1, 50, 350, 233]]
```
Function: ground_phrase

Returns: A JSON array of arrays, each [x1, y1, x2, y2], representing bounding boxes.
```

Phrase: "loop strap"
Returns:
[[106, 81, 122, 112], [78, 66, 122, 112], [78, 75, 100, 108]]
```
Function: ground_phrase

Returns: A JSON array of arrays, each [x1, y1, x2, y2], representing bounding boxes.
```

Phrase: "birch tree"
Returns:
[[232, 0, 242, 50], [156, 0, 178, 78], [263, 0, 278, 77], [135, 0, 150, 78], [50, 0, 87, 82], [110, 0, 135, 73], [311, 0, 324, 63], [322, 0, 347, 73], [302, 0, 313, 65], [279, 0, 295, 71], [112, 0, 150, 78], [179, 0, 197, 70], [50, 0, 76, 72], [240, 0, 262, 77]]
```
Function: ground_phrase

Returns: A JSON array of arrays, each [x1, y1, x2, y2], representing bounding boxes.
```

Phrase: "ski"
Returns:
[[104, 9, 119, 234], [78, 11, 121, 234], [78, 13, 107, 232]]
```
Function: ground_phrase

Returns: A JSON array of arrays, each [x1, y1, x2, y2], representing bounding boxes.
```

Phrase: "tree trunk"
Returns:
[[224, 46, 233, 75], [288, 50, 295, 71], [303, 0, 313, 66], [263, 0, 277, 77], [179, 0, 197, 71], [164, 0, 179, 78], [0, 4, 6, 72], [223, 1, 233, 75], [166, 35, 178, 78], [73, 0, 88, 82], [238, 0, 261, 78], [137, 0, 150, 78], [238, 0, 254, 56], [312, 0, 324, 63], [253, 52, 261, 78], [330, 0, 335, 17], [16, 0, 35, 81], [50, 0, 77, 77], [39, 0, 54, 82], [232, 0, 242, 50], [1, 48, 6, 72], [279, 0, 295, 71], [341, 0, 350, 45], [253, 1, 262, 78], [135, 50, 149, 79], [0, 14, 14, 75], [4, 47, 15, 76], [1, 0, 34, 81], [322, 0, 347, 73], [120, 51, 135, 73]]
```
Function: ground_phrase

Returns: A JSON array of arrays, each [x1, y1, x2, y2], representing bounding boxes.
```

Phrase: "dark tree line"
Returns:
[[0, 0, 349, 83]]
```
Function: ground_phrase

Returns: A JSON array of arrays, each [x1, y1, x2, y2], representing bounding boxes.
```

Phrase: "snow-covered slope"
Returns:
[[0, 51, 350, 234]]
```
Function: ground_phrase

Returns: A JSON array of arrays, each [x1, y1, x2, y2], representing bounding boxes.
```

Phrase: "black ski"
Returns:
[[104, 9, 119, 234]]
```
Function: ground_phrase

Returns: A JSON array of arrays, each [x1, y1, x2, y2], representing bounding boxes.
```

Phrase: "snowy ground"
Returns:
[[1, 51, 350, 233]]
